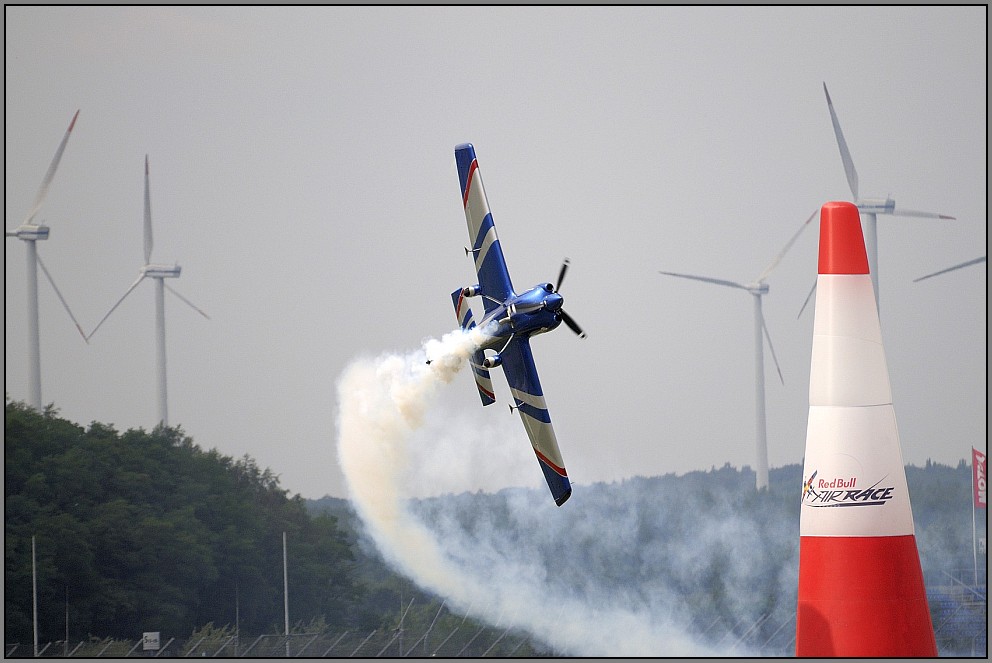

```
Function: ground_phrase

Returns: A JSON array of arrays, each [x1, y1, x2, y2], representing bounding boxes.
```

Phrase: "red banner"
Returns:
[[973, 447, 986, 509]]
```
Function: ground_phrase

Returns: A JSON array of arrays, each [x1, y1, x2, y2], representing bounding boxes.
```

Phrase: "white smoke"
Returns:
[[335, 330, 762, 656]]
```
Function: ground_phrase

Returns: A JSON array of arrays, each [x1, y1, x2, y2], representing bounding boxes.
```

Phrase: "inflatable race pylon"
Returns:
[[796, 201, 937, 657]]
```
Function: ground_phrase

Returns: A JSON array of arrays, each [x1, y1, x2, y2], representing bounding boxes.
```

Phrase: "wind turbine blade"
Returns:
[[36, 253, 88, 343], [86, 274, 145, 342], [143, 155, 153, 265], [914, 256, 986, 282], [797, 280, 816, 319], [756, 209, 817, 282], [889, 208, 956, 220], [165, 283, 210, 319], [761, 313, 784, 385], [659, 271, 748, 290], [23, 110, 80, 226], [823, 83, 859, 201]]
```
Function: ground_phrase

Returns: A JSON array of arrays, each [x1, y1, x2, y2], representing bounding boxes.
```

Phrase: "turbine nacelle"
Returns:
[[856, 197, 896, 215], [7, 224, 51, 241], [141, 264, 182, 279], [745, 281, 770, 296]]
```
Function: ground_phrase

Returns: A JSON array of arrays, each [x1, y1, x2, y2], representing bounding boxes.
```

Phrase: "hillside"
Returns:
[[6, 398, 985, 656]]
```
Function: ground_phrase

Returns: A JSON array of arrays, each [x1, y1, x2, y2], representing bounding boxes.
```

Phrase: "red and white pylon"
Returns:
[[796, 201, 937, 657]]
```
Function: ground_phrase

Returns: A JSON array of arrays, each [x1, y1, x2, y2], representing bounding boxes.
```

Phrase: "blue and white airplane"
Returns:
[[441, 143, 586, 506]]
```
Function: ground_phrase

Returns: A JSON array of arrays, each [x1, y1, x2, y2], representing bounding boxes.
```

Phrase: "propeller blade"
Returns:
[[659, 270, 748, 291], [165, 283, 210, 319], [889, 207, 956, 220], [761, 311, 784, 385], [797, 280, 817, 319], [86, 274, 145, 342], [36, 253, 88, 343], [560, 310, 586, 339], [756, 209, 817, 283], [23, 109, 80, 226], [555, 258, 570, 293], [823, 83, 859, 201], [144, 155, 153, 265], [914, 256, 986, 282]]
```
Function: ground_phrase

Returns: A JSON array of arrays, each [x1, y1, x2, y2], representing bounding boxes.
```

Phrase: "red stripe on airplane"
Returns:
[[462, 159, 478, 209], [535, 449, 567, 477]]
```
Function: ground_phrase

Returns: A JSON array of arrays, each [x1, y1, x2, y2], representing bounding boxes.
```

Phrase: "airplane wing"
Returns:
[[455, 143, 514, 316], [500, 336, 572, 506]]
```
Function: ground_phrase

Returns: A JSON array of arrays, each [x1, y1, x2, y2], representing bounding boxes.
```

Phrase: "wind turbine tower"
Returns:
[[87, 155, 208, 427], [823, 82, 955, 310], [5, 110, 87, 410], [660, 213, 814, 491]]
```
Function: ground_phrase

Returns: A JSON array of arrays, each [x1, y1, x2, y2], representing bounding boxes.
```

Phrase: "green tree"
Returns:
[[4, 397, 360, 645]]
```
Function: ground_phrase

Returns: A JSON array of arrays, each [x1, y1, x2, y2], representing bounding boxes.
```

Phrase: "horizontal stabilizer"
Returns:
[[451, 289, 495, 406], [470, 355, 496, 406]]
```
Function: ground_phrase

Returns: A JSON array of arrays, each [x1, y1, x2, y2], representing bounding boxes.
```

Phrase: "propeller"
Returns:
[[560, 310, 586, 338], [914, 256, 986, 282], [554, 258, 570, 293], [37, 254, 88, 342], [552, 258, 586, 339], [21, 109, 80, 228], [86, 155, 209, 343], [797, 281, 817, 319], [144, 154, 153, 265], [824, 83, 858, 202]]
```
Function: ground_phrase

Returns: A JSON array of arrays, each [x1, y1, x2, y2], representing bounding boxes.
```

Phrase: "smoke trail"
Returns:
[[335, 331, 767, 656], [336, 328, 482, 598]]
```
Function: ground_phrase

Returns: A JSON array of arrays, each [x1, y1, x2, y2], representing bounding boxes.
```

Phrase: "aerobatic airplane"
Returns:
[[435, 143, 586, 506]]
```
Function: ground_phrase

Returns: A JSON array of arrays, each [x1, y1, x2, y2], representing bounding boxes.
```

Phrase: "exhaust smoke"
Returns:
[[335, 329, 765, 656]]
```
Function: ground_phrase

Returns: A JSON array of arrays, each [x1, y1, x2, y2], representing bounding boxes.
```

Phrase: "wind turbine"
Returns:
[[822, 82, 955, 310], [86, 155, 209, 427], [5, 110, 87, 410], [913, 255, 986, 282], [659, 212, 814, 491]]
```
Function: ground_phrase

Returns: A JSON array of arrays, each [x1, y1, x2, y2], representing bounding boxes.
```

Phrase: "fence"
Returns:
[[5, 624, 539, 658], [6, 584, 985, 658]]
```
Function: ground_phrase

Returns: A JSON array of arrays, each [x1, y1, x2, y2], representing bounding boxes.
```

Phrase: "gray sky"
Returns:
[[5, 6, 986, 501]]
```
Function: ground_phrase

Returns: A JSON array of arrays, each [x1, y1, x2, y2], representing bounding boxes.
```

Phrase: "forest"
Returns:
[[5, 397, 986, 656]]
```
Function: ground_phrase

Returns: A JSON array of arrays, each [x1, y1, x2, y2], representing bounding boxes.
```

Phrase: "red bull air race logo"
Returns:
[[801, 470, 896, 507]]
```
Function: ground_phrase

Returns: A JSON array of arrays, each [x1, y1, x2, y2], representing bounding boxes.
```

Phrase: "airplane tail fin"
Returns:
[[451, 289, 496, 406]]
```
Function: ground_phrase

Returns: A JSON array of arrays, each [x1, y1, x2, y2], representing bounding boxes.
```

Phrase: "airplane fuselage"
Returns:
[[468, 283, 564, 354]]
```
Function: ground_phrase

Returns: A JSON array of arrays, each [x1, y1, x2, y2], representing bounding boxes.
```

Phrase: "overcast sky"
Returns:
[[5, 6, 986, 501]]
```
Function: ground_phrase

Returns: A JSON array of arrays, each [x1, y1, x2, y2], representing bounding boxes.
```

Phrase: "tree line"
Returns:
[[5, 398, 361, 645], [5, 397, 984, 656]]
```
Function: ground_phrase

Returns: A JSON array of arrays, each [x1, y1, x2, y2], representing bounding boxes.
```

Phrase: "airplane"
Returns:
[[434, 143, 586, 506]]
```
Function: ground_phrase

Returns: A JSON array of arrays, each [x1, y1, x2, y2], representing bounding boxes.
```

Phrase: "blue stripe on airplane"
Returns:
[[473, 215, 513, 312], [538, 458, 571, 505], [515, 401, 553, 425]]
